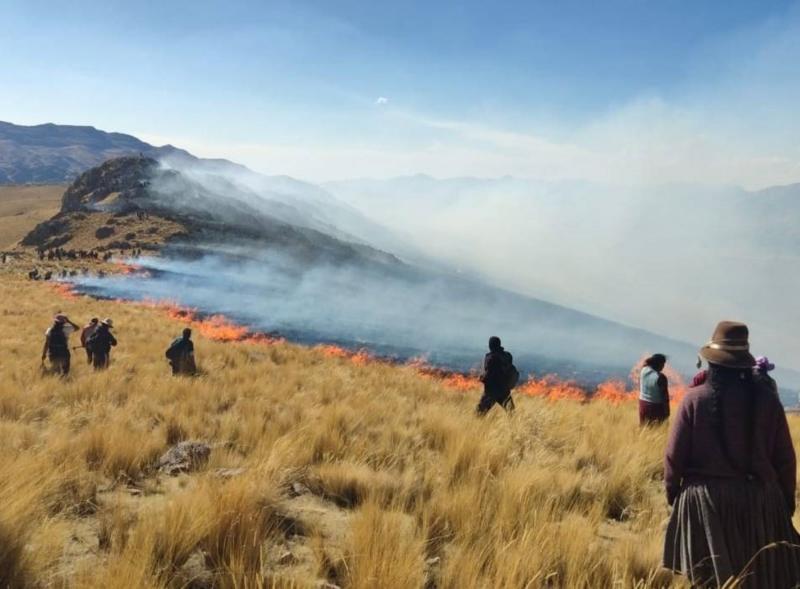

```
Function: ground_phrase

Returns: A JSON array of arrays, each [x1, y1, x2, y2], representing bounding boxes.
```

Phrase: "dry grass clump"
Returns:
[[1, 275, 798, 587]]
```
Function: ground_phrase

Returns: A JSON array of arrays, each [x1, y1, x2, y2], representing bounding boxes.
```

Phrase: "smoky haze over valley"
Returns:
[[6, 120, 800, 391], [37, 154, 794, 398], [60, 157, 707, 388], [324, 176, 800, 375]]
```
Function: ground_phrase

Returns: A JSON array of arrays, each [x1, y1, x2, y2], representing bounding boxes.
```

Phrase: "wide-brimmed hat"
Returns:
[[699, 321, 756, 369], [54, 314, 67, 324], [101, 318, 114, 328]]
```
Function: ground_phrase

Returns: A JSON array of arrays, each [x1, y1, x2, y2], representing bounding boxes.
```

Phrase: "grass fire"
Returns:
[[0, 268, 795, 588]]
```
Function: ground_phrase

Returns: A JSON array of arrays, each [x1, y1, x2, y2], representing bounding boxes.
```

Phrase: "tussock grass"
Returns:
[[1, 276, 798, 587]]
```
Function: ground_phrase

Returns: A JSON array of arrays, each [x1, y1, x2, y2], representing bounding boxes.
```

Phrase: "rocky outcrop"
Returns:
[[60, 156, 157, 213], [157, 441, 211, 476]]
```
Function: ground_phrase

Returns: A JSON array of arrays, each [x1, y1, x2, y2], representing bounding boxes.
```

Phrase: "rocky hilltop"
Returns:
[[20, 156, 401, 268]]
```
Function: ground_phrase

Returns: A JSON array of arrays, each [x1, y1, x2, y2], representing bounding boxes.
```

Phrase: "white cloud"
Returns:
[[135, 12, 800, 189]]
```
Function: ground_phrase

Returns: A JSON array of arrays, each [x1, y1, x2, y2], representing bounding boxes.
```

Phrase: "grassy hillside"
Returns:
[[0, 185, 64, 248], [1, 275, 798, 588]]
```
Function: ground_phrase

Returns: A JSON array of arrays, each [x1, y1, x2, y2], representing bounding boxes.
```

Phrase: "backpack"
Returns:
[[85, 330, 99, 353], [502, 352, 520, 390], [87, 328, 113, 354], [166, 338, 186, 361]]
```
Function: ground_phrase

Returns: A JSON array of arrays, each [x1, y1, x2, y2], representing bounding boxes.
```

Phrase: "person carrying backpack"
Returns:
[[166, 328, 196, 376], [477, 336, 519, 415], [87, 318, 117, 370], [80, 318, 99, 364], [41, 314, 79, 376]]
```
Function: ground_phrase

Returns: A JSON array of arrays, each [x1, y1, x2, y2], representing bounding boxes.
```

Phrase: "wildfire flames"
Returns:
[[139, 300, 284, 345], [50, 282, 80, 300], [50, 281, 689, 405]]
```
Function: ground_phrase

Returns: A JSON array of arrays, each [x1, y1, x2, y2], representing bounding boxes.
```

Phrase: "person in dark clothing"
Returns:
[[166, 328, 197, 376], [41, 314, 79, 376], [663, 321, 800, 588], [476, 336, 516, 415], [88, 318, 117, 370]]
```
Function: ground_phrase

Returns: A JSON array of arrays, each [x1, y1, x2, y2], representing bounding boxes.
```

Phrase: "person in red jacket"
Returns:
[[663, 321, 800, 588], [80, 317, 99, 364]]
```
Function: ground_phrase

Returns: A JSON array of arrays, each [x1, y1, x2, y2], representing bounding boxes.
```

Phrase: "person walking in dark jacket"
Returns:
[[41, 314, 79, 376], [166, 328, 196, 376], [476, 336, 516, 415], [663, 321, 800, 588], [88, 318, 117, 370]]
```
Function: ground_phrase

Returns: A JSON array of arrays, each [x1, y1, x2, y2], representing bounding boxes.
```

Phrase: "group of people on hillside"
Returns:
[[42, 315, 117, 375], [480, 323, 800, 588], [41, 315, 197, 377]]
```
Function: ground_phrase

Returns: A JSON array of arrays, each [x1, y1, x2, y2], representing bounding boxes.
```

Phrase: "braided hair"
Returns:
[[708, 363, 757, 476]]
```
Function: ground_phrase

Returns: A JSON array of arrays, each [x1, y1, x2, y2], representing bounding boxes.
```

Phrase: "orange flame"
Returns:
[[49, 282, 79, 300], [47, 285, 691, 403], [135, 299, 283, 345]]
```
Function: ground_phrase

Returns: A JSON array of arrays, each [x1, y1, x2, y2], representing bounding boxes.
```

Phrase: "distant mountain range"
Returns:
[[0, 121, 245, 184]]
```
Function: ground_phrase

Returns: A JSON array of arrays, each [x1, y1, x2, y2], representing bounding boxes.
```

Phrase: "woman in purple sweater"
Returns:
[[663, 321, 800, 587]]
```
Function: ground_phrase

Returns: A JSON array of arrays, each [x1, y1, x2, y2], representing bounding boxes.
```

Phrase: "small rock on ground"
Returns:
[[158, 441, 211, 476]]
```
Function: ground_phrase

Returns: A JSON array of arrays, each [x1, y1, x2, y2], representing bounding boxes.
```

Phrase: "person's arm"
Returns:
[[658, 373, 670, 416], [771, 403, 797, 514], [109, 333, 117, 347], [41, 335, 49, 362], [479, 355, 489, 382], [664, 399, 693, 505]]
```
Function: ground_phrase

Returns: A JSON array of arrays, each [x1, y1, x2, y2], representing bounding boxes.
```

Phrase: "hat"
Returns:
[[101, 318, 114, 328], [755, 356, 775, 373], [699, 321, 756, 369], [54, 314, 67, 324]]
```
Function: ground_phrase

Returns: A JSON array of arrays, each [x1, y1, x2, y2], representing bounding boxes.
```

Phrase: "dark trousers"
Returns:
[[93, 352, 109, 370], [477, 391, 515, 415], [49, 352, 71, 376], [639, 399, 669, 426], [171, 355, 197, 376]]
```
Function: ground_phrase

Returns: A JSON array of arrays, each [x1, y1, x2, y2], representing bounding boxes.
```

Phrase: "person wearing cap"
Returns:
[[42, 314, 80, 376], [87, 318, 117, 370], [638, 353, 670, 426], [80, 318, 99, 365], [663, 321, 800, 587]]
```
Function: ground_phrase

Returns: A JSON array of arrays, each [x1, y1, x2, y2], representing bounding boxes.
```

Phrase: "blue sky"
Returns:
[[2, 0, 800, 185]]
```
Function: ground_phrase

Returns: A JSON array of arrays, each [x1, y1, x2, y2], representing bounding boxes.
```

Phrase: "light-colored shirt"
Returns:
[[640, 366, 666, 403], [45, 324, 75, 339]]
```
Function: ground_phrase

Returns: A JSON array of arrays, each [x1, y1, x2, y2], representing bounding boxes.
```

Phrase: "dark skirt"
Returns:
[[639, 399, 669, 425], [664, 478, 800, 588]]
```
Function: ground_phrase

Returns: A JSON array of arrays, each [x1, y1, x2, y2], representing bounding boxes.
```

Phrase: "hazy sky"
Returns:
[[3, 0, 800, 187]]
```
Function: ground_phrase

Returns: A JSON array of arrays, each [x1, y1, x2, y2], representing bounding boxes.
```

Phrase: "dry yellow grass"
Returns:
[[0, 185, 64, 248], [0, 275, 798, 588]]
